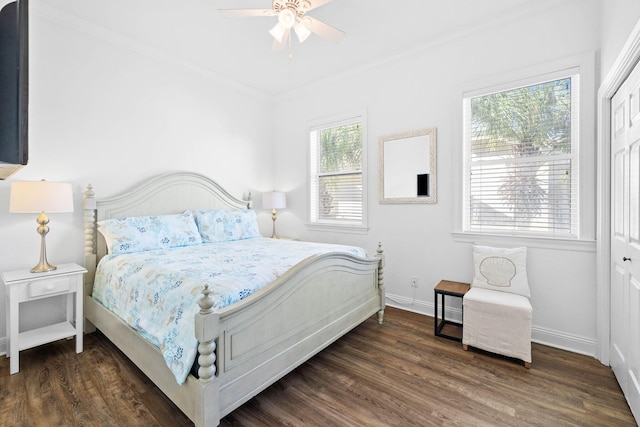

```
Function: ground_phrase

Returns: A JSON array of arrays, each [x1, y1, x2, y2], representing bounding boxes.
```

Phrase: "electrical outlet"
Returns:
[[410, 276, 419, 288]]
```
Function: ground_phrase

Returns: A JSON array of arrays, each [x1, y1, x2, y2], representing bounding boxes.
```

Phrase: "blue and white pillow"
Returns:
[[192, 209, 261, 242], [98, 212, 202, 254]]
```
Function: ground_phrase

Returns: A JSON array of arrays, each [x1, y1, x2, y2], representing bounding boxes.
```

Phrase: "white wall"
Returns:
[[0, 4, 275, 350], [273, 0, 602, 356], [600, 0, 640, 80]]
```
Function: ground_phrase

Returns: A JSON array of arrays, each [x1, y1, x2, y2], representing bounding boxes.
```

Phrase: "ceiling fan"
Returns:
[[219, 0, 345, 50]]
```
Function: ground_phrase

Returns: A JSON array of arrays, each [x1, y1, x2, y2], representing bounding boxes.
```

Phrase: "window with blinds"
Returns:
[[309, 115, 365, 227], [462, 73, 579, 237]]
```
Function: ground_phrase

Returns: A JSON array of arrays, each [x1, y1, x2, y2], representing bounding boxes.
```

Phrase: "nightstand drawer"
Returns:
[[29, 277, 71, 298]]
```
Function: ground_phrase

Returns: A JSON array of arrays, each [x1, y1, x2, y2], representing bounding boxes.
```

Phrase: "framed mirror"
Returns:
[[379, 128, 437, 204]]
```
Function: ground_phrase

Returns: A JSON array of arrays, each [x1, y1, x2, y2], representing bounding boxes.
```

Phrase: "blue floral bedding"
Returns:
[[92, 237, 367, 384]]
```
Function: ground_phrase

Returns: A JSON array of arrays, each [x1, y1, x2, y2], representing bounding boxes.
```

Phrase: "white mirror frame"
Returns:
[[379, 128, 437, 204]]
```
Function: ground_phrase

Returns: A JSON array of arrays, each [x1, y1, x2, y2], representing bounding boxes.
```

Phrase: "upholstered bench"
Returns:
[[462, 245, 533, 368], [462, 287, 532, 368]]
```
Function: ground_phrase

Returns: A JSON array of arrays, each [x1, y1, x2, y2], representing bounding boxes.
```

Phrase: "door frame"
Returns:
[[597, 18, 640, 365]]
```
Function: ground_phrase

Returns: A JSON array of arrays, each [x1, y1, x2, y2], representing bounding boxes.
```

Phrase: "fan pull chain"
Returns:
[[288, 33, 293, 100]]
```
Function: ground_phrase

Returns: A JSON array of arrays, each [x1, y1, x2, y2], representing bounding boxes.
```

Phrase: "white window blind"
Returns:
[[463, 74, 579, 237], [309, 116, 364, 226]]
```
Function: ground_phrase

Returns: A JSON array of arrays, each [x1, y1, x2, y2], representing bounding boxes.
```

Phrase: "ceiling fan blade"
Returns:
[[304, 0, 336, 12], [304, 16, 345, 44], [218, 9, 275, 17]]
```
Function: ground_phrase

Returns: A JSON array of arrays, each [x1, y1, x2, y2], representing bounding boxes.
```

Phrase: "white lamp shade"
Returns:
[[9, 180, 74, 213], [269, 22, 287, 43], [262, 191, 286, 210], [294, 22, 311, 43]]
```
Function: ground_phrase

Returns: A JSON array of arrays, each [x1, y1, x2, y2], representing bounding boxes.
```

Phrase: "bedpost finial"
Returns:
[[375, 242, 385, 265], [85, 184, 94, 198], [84, 184, 97, 211], [199, 285, 215, 314]]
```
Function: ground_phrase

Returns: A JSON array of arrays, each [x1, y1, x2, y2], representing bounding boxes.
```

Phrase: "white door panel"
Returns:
[[613, 149, 626, 239], [611, 263, 628, 389], [630, 142, 640, 243], [611, 60, 640, 422], [629, 277, 640, 417]]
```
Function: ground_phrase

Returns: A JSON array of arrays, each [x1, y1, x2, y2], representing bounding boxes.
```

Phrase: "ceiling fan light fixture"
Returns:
[[294, 22, 311, 43], [220, 0, 344, 48], [269, 22, 287, 42], [277, 8, 296, 29]]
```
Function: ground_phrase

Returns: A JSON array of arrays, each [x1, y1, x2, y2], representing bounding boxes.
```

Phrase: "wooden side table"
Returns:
[[434, 280, 470, 342], [2, 263, 87, 374]]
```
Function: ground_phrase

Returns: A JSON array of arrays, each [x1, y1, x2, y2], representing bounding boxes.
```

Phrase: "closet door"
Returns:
[[611, 61, 640, 421]]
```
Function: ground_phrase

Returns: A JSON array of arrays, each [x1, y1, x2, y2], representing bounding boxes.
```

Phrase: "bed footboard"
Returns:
[[208, 248, 385, 422]]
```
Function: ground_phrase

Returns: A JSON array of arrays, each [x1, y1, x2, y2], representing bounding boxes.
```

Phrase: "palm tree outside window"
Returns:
[[462, 74, 579, 237], [309, 111, 367, 228]]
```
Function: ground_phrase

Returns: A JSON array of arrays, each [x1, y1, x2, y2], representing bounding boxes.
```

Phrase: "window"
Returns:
[[309, 111, 367, 229], [462, 70, 580, 238]]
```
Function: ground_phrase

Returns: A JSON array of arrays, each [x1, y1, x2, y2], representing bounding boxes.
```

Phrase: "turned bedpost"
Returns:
[[375, 242, 385, 324], [83, 185, 97, 332], [195, 285, 219, 382], [193, 286, 221, 427], [83, 184, 97, 276]]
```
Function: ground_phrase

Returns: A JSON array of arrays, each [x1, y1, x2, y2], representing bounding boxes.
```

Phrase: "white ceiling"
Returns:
[[36, 0, 560, 96]]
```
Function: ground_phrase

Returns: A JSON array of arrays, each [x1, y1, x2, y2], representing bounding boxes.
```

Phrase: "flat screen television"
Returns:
[[0, 0, 28, 179]]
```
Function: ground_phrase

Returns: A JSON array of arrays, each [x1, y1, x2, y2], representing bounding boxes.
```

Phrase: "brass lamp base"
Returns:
[[31, 211, 57, 273], [271, 208, 280, 239], [31, 261, 57, 273]]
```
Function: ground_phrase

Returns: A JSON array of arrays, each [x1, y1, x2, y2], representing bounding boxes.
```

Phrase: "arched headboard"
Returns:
[[83, 171, 251, 285]]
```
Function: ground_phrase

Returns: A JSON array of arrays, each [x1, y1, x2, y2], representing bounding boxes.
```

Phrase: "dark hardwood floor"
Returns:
[[0, 307, 635, 426]]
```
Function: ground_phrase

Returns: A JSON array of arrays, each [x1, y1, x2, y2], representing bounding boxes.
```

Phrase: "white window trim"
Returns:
[[306, 109, 368, 232], [453, 52, 596, 249]]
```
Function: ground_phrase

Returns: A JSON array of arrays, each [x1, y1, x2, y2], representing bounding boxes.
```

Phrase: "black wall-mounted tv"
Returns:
[[0, 0, 28, 179]]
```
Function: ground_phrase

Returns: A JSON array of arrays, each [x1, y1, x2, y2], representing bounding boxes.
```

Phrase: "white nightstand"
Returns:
[[2, 263, 87, 374]]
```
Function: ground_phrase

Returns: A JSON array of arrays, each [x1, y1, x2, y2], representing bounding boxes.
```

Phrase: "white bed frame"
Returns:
[[82, 171, 385, 426]]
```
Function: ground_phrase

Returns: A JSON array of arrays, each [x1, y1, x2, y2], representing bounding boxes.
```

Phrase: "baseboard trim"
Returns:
[[385, 293, 437, 318], [531, 325, 597, 357], [385, 293, 599, 359], [0, 297, 599, 362]]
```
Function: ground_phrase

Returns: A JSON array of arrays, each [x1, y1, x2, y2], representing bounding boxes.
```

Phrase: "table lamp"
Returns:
[[9, 180, 74, 272], [262, 191, 286, 239]]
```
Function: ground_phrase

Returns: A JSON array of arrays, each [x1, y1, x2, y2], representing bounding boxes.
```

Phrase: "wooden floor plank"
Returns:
[[0, 307, 635, 426]]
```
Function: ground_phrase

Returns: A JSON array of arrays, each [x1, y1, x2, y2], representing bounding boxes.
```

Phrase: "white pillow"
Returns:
[[472, 245, 530, 297]]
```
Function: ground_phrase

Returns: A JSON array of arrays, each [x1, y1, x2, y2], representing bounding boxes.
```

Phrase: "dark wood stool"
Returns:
[[434, 280, 470, 341]]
